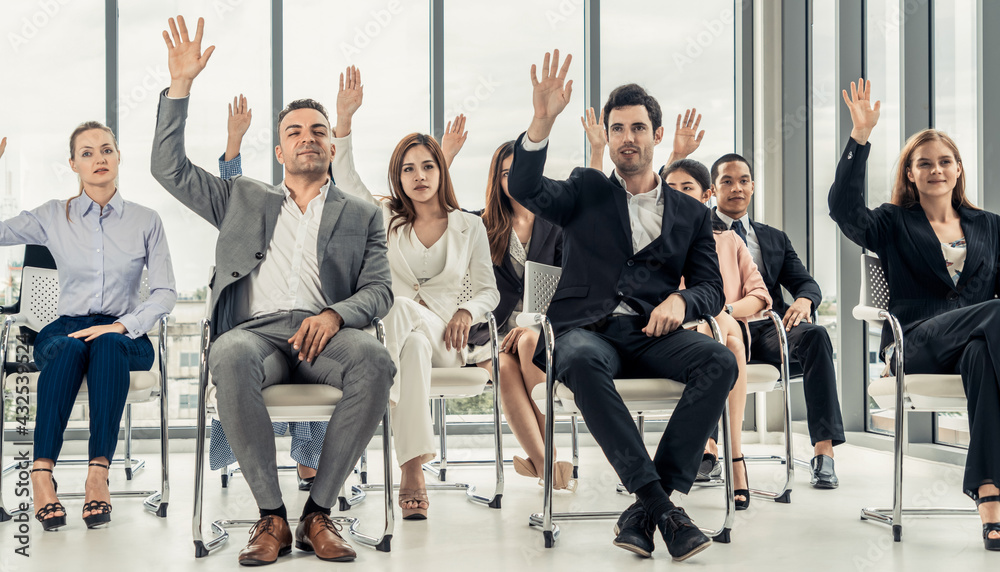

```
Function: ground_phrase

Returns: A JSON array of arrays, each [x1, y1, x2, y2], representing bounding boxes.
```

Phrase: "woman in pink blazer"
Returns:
[[666, 159, 772, 511]]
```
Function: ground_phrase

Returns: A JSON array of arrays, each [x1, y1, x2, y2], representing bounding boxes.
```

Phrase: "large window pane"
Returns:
[[0, 1, 106, 428], [286, 0, 430, 200], [601, 1, 736, 177], [811, 0, 838, 377], [444, 0, 584, 209], [865, 0, 903, 435], [932, 0, 977, 448]]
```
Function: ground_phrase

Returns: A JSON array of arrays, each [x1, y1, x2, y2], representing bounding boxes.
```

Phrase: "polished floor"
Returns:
[[1, 432, 995, 571]]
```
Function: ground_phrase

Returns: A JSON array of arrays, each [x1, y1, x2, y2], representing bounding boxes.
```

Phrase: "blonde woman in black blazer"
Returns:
[[830, 78, 1000, 551]]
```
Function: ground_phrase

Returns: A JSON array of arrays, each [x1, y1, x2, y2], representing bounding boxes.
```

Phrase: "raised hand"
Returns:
[[527, 50, 573, 143], [163, 16, 215, 97], [842, 77, 880, 146], [335, 66, 364, 137], [225, 95, 252, 161], [440, 114, 468, 168], [580, 107, 605, 170], [0, 137, 6, 160], [671, 108, 705, 162]]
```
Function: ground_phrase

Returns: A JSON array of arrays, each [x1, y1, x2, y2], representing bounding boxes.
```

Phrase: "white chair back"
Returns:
[[18, 266, 61, 332], [523, 261, 562, 315], [853, 253, 890, 325]]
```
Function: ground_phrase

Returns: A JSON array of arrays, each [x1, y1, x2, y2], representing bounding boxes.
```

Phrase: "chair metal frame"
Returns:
[[192, 317, 395, 557], [853, 253, 976, 542], [0, 258, 170, 521], [519, 261, 736, 547]]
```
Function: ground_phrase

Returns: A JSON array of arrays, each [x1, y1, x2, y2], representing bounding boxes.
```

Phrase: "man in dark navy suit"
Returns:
[[709, 153, 845, 489], [507, 51, 736, 562]]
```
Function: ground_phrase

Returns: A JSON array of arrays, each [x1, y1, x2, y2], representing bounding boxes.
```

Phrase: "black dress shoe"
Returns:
[[695, 453, 722, 483], [654, 506, 712, 562], [612, 501, 655, 558], [810, 455, 839, 489], [297, 466, 315, 492]]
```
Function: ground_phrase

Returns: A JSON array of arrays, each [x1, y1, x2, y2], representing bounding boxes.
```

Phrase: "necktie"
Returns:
[[731, 219, 748, 245]]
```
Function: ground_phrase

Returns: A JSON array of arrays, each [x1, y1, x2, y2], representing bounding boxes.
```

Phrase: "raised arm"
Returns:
[[828, 78, 891, 252], [581, 107, 606, 171], [152, 16, 236, 228], [115, 211, 178, 339], [508, 51, 583, 227], [225, 94, 251, 162], [330, 66, 380, 207], [440, 114, 468, 169]]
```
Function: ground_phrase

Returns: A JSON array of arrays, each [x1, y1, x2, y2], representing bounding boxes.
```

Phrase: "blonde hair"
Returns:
[[67, 121, 119, 221], [890, 129, 976, 211]]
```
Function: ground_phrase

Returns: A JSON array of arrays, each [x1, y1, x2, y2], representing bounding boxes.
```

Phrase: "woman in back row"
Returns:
[[830, 78, 1000, 551]]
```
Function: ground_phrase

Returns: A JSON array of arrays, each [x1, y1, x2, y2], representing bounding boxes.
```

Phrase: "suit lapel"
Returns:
[[956, 208, 984, 289], [906, 207, 959, 290], [748, 219, 774, 282], [316, 188, 346, 269], [263, 190, 284, 249], [527, 217, 551, 263], [608, 171, 634, 246], [423, 209, 471, 287]]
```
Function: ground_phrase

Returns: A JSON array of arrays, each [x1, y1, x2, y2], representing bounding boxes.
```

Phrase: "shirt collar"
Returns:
[[76, 189, 124, 218], [613, 170, 663, 202], [715, 208, 750, 230], [280, 178, 331, 205]]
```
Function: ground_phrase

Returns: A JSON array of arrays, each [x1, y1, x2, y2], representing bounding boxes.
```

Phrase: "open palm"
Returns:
[[842, 77, 880, 143], [338, 65, 364, 119], [163, 16, 215, 82], [673, 108, 705, 158], [531, 50, 573, 120]]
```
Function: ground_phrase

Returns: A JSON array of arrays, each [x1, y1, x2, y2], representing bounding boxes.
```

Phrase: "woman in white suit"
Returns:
[[331, 67, 499, 520]]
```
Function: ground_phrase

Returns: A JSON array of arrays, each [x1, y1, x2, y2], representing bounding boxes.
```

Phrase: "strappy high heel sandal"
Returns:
[[31, 468, 66, 531], [732, 456, 750, 511], [398, 489, 429, 520], [82, 462, 112, 529], [976, 495, 1000, 551]]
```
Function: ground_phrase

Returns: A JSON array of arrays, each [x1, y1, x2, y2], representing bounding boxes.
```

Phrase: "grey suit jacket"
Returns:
[[150, 90, 393, 338]]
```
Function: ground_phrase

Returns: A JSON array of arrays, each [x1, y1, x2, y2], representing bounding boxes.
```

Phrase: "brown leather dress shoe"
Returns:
[[238, 515, 293, 566], [295, 511, 357, 562]]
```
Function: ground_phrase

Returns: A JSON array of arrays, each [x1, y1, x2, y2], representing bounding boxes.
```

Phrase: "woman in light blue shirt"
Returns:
[[0, 123, 176, 531]]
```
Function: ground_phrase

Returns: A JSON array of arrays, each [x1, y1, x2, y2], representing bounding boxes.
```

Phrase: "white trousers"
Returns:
[[382, 297, 464, 465]]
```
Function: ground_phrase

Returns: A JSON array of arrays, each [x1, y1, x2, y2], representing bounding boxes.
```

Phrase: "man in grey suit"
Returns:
[[152, 17, 394, 565]]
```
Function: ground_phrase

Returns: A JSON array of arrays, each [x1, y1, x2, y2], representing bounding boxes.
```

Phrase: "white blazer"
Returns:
[[330, 133, 499, 326]]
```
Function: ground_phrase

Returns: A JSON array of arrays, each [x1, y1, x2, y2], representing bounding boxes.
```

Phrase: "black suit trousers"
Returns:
[[900, 299, 1000, 500], [749, 319, 846, 446], [549, 316, 736, 495]]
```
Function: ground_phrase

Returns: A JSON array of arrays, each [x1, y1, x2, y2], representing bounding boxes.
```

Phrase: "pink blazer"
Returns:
[[715, 230, 772, 339]]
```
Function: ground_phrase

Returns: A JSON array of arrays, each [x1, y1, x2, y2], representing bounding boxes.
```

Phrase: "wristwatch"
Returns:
[[725, 304, 734, 315]]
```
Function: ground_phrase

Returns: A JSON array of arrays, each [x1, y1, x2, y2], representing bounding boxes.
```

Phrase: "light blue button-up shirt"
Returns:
[[0, 191, 177, 338]]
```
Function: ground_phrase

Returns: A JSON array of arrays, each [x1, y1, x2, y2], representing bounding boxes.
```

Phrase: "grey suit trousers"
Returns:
[[210, 311, 394, 509]]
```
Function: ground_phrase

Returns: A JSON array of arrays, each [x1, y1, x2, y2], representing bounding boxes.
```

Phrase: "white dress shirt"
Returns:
[[521, 136, 664, 316], [248, 181, 330, 317], [398, 229, 448, 286]]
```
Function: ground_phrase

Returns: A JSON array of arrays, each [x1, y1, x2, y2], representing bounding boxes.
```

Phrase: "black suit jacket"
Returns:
[[507, 133, 724, 338], [829, 137, 1000, 339], [712, 208, 822, 317], [467, 215, 563, 347]]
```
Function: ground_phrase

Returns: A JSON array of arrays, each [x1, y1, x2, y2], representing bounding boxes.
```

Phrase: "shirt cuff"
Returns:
[[521, 136, 549, 152], [218, 153, 243, 180], [115, 315, 142, 339]]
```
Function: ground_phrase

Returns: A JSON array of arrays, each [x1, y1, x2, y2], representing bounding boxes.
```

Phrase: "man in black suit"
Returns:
[[709, 153, 845, 489], [508, 51, 736, 562]]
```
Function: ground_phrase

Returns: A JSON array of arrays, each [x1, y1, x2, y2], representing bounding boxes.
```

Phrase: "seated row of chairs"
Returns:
[[0, 246, 976, 555]]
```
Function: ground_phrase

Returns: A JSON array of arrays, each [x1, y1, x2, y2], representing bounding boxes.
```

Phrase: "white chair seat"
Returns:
[[531, 378, 686, 415], [430, 367, 491, 399], [745, 363, 782, 393], [6, 370, 160, 403], [262, 384, 343, 421], [868, 374, 966, 410]]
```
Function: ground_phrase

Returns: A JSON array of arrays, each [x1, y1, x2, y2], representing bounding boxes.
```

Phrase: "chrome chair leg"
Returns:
[[570, 415, 579, 479]]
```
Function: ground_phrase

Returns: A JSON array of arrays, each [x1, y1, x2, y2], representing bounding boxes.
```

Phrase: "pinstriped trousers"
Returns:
[[32, 314, 154, 462]]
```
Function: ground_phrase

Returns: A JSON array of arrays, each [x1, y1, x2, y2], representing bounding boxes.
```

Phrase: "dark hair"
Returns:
[[385, 133, 460, 235], [277, 99, 330, 131], [602, 84, 662, 134], [661, 159, 712, 193], [710, 153, 754, 184], [482, 141, 517, 266]]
